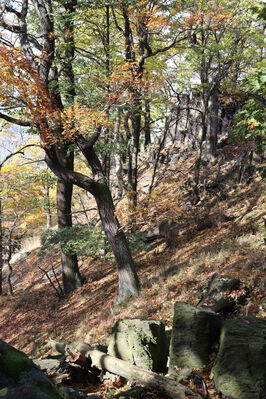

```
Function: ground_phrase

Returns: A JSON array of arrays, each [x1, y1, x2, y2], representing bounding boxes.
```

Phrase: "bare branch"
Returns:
[[0, 144, 37, 169], [0, 112, 31, 127]]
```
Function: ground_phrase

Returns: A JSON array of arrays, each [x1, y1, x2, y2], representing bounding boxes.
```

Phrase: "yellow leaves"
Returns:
[[185, 3, 235, 30], [0, 45, 59, 140], [61, 103, 110, 141], [0, 46, 111, 145]]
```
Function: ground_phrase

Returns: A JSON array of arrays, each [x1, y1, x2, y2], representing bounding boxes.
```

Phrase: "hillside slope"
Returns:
[[0, 142, 265, 375]]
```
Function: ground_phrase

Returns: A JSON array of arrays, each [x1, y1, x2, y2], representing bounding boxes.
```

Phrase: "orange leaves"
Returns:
[[108, 61, 161, 106], [185, 3, 234, 30], [61, 104, 110, 141], [0, 45, 58, 140], [0, 46, 110, 145]]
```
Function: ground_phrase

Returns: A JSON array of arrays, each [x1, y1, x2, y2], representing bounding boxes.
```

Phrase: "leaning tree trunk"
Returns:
[[83, 145, 140, 302], [45, 137, 140, 302], [94, 183, 139, 301], [56, 146, 83, 294]]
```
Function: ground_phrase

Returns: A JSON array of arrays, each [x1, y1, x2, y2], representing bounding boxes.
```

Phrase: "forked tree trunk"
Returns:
[[45, 139, 140, 302]]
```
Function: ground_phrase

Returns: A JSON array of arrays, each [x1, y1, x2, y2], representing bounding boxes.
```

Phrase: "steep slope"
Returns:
[[0, 143, 265, 364]]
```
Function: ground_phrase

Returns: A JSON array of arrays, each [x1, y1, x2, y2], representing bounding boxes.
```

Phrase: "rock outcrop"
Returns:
[[0, 339, 63, 398], [211, 316, 266, 399], [108, 319, 168, 373], [169, 302, 221, 375]]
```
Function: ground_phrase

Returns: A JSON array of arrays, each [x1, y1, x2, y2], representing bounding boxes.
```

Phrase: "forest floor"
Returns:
[[0, 142, 265, 398]]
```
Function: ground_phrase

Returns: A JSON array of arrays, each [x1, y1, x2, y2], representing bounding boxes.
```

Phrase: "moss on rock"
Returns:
[[211, 316, 266, 399], [0, 341, 32, 381], [169, 302, 221, 373], [108, 319, 168, 373]]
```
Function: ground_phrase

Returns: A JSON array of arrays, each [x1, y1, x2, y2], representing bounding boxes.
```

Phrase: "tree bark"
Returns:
[[144, 99, 151, 148], [93, 183, 139, 301], [45, 184, 52, 229], [88, 349, 198, 399], [45, 139, 140, 302], [207, 87, 219, 157], [75, 141, 140, 301], [56, 146, 83, 294], [50, 341, 201, 399]]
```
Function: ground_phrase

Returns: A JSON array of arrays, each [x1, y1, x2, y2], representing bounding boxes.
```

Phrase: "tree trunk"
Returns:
[[45, 184, 52, 229], [45, 139, 140, 302], [127, 104, 141, 226], [114, 109, 125, 198], [94, 183, 139, 301], [50, 342, 201, 399], [194, 111, 207, 202], [82, 145, 140, 301], [144, 99, 151, 148], [207, 88, 219, 157], [56, 146, 83, 295]]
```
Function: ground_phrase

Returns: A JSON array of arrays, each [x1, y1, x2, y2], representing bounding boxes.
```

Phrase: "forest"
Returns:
[[0, 1, 265, 398]]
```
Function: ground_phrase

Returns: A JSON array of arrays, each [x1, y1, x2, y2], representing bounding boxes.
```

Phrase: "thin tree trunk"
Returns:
[[45, 184, 52, 229], [194, 112, 207, 202], [127, 104, 141, 226], [144, 99, 151, 148], [102, 5, 111, 186], [78, 193, 90, 224], [207, 88, 219, 157], [149, 108, 175, 195], [114, 109, 125, 198]]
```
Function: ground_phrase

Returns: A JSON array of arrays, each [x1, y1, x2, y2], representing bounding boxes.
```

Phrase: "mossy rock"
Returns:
[[0, 340, 63, 399], [0, 341, 33, 382], [211, 316, 266, 399], [169, 302, 221, 373], [108, 319, 168, 373]]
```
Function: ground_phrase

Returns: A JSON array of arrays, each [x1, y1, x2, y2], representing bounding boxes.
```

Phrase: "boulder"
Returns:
[[211, 316, 266, 399], [107, 319, 168, 373], [0, 339, 63, 398], [169, 302, 221, 374], [198, 273, 249, 315]]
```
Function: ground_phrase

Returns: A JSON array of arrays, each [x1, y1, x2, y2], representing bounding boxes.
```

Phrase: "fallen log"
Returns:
[[48, 340, 201, 399]]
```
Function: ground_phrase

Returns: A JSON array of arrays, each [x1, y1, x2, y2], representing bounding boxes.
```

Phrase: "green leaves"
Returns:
[[234, 60, 266, 157], [40, 225, 111, 259]]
